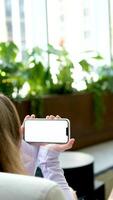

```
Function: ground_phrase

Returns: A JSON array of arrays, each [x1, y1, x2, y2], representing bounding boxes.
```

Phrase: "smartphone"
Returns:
[[24, 118, 70, 144]]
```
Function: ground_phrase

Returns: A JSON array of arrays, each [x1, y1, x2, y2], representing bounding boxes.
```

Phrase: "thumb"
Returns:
[[20, 115, 30, 136], [59, 138, 75, 152], [64, 138, 75, 150]]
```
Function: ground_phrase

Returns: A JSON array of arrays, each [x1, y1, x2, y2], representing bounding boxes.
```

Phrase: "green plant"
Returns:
[[47, 44, 75, 94], [78, 54, 109, 127], [82, 60, 113, 127], [0, 41, 25, 98], [23, 47, 53, 97], [1, 41, 113, 128]]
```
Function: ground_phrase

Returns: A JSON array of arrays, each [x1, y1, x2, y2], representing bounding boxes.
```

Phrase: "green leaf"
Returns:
[[92, 54, 103, 60], [0, 41, 18, 63], [79, 59, 91, 72]]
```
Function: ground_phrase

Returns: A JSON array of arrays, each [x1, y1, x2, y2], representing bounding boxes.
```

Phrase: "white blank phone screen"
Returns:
[[24, 120, 69, 143]]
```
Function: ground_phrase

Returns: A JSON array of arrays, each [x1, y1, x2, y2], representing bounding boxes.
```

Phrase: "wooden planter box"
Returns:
[[13, 93, 113, 150], [13, 100, 31, 123], [40, 93, 113, 150]]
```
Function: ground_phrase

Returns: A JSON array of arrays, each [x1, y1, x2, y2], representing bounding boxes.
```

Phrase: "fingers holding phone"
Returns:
[[24, 116, 70, 144], [20, 114, 35, 139], [23, 114, 75, 152]]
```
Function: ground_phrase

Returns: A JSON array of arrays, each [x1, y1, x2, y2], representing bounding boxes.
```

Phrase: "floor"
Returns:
[[79, 140, 113, 175], [60, 140, 113, 199], [79, 140, 113, 199], [96, 169, 113, 199]]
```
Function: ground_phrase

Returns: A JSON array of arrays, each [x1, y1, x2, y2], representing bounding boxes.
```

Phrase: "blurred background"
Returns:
[[1, 1, 113, 198]]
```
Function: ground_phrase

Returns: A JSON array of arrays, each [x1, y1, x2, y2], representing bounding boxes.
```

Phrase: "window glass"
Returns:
[[47, 0, 111, 89], [0, 0, 112, 88], [5, 0, 12, 17], [47, 0, 110, 61], [0, 0, 48, 56]]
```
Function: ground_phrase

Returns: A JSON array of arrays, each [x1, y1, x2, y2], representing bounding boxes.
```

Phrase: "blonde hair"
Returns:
[[0, 94, 25, 174]]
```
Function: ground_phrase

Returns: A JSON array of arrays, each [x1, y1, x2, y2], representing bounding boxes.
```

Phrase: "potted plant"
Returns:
[[36, 46, 113, 150], [1, 41, 113, 150]]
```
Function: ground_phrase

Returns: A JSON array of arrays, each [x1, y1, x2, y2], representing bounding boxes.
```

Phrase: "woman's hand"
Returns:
[[42, 138, 75, 152], [42, 115, 75, 152], [20, 114, 35, 139], [21, 114, 75, 152]]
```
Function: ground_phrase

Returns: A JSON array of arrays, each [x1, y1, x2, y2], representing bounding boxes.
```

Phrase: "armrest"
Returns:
[[0, 172, 65, 200]]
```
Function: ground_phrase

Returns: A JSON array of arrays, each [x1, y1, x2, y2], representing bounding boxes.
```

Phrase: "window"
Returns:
[[19, 0, 24, 18], [0, 0, 112, 77], [0, 0, 111, 61], [47, 0, 111, 63], [4, 0, 13, 40], [0, 0, 48, 55], [6, 21, 13, 40], [46, 0, 112, 89], [5, 0, 12, 17]]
